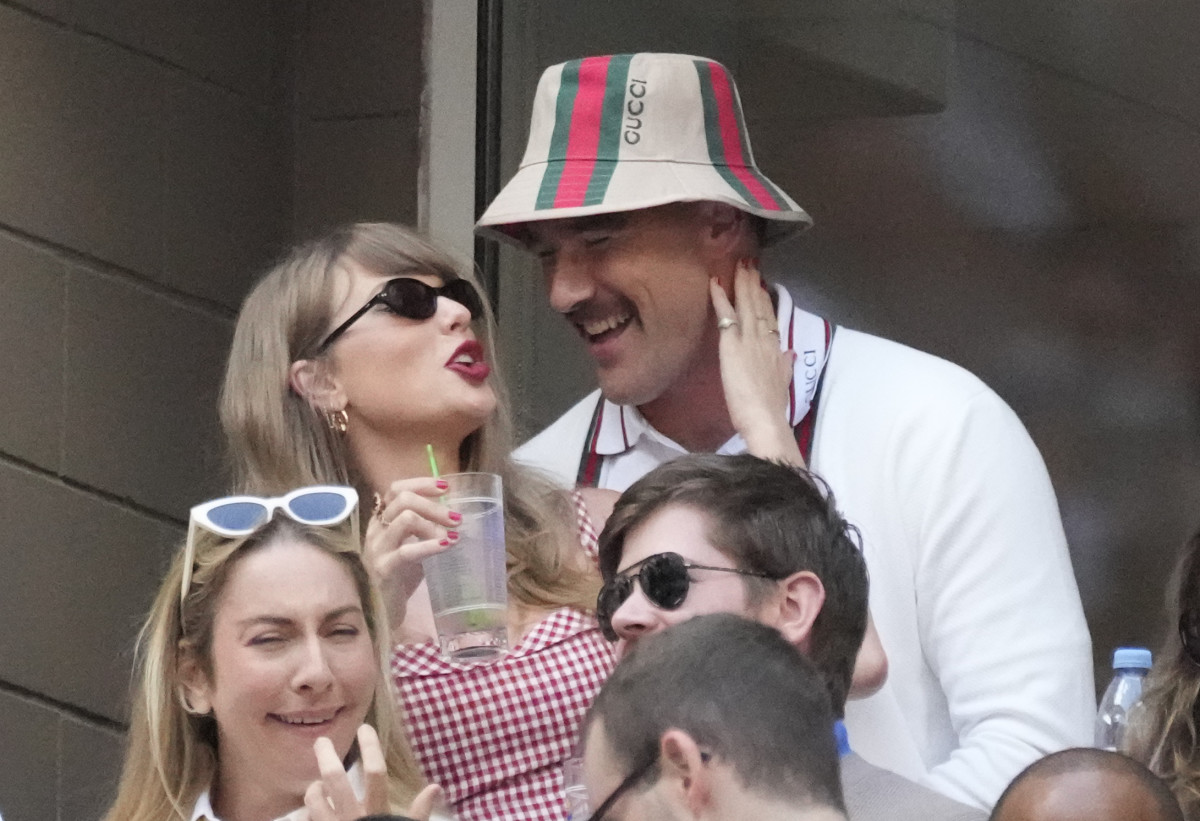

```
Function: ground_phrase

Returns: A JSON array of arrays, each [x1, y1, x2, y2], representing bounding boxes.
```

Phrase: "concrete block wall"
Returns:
[[292, 0, 424, 239], [0, 2, 425, 818]]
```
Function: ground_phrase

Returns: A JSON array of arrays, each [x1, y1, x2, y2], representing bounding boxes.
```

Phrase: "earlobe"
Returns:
[[289, 358, 346, 413], [177, 647, 213, 716], [288, 358, 318, 400], [700, 202, 740, 238], [698, 204, 752, 283], [700, 202, 747, 247], [659, 729, 712, 815], [775, 571, 826, 650]]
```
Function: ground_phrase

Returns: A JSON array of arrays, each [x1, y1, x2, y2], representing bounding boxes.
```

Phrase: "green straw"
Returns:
[[427, 444, 447, 504]]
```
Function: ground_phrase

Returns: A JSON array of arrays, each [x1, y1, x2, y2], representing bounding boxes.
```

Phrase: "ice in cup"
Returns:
[[420, 472, 508, 662]]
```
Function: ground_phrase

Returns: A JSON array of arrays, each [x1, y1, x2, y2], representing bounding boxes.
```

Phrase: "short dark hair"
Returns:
[[991, 748, 1184, 821], [584, 613, 845, 812], [598, 454, 868, 713]]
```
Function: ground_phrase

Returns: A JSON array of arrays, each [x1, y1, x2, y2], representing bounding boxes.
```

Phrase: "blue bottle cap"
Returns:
[[1113, 647, 1152, 670]]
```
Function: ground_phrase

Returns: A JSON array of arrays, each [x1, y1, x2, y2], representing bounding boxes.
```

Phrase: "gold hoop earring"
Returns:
[[326, 409, 348, 435]]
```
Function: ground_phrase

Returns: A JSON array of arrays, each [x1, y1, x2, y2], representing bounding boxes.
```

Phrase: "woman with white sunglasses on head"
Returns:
[[220, 224, 614, 821], [102, 487, 441, 821]]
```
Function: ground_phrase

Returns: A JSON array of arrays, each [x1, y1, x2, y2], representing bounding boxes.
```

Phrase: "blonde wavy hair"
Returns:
[[1126, 525, 1200, 819], [102, 515, 425, 821], [219, 222, 598, 612]]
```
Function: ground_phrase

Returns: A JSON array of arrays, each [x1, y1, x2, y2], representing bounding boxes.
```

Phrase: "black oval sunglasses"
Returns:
[[319, 276, 484, 352]]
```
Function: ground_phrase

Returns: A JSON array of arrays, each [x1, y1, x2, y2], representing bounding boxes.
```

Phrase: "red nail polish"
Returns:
[[438, 538, 450, 547], [447, 530, 459, 540], [436, 479, 449, 490], [449, 511, 463, 523]]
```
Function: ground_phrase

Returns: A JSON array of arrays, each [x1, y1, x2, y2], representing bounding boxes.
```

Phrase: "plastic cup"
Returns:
[[420, 472, 508, 662], [563, 756, 591, 820]]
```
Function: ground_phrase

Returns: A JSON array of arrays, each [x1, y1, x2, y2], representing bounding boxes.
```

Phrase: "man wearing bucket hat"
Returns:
[[476, 52, 1093, 809]]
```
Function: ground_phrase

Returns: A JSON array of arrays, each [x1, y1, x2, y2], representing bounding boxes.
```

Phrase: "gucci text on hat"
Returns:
[[476, 52, 812, 247]]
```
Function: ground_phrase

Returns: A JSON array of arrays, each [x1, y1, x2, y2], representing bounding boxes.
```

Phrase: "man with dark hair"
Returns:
[[989, 748, 1184, 821], [598, 452, 867, 710], [595, 453, 984, 821], [581, 613, 848, 821], [476, 51, 1092, 807]]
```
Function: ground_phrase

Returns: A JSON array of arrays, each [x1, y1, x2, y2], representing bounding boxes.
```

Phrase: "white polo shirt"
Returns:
[[515, 285, 1094, 808]]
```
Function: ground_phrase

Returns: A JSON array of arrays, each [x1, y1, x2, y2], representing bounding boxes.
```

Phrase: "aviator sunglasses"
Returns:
[[319, 276, 484, 351], [180, 485, 359, 604], [595, 551, 777, 642]]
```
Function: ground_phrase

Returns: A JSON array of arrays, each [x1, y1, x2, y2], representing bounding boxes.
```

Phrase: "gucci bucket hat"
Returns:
[[476, 52, 812, 247]]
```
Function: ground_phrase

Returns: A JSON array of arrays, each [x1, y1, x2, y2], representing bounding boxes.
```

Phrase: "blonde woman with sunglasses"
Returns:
[[102, 488, 439, 821], [220, 224, 614, 820]]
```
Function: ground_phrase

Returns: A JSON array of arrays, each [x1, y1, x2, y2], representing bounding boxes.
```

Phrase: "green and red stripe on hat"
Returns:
[[476, 52, 812, 248]]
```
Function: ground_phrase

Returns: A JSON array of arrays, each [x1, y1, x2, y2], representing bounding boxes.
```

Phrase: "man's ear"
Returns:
[[696, 203, 754, 290], [772, 570, 826, 652], [289, 358, 347, 413], [698, 202, 751, 251], [177, 644, 213, 716], [699, 201, 740, 238], [659, 728, 713, 816]]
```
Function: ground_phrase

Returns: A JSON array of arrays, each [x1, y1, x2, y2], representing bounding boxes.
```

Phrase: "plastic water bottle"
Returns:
[[1095, 646, 1152, 750]]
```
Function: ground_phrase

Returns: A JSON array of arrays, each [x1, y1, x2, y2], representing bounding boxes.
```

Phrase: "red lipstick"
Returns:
[[446, 340, 490, 383]]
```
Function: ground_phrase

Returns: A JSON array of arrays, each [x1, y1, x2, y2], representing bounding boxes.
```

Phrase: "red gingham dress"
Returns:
[[391, 493, 616, 820]]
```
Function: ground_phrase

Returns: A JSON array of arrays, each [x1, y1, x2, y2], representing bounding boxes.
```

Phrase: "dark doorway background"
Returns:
[[483, 0, 1200, 693]]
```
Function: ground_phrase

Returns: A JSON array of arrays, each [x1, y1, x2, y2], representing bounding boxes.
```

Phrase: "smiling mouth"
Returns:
[[577, 311, 632, 341], [270, 708, 341, 727]]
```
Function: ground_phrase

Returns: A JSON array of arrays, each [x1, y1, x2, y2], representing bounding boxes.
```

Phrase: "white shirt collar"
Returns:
[[189, 789, 217, 821], [189, 763, 363, 821]]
